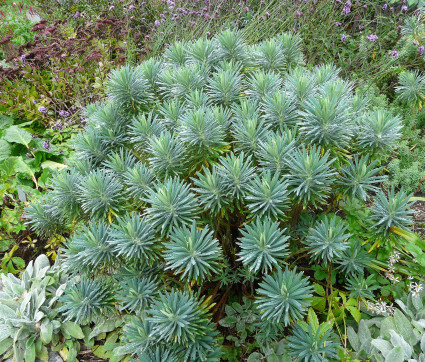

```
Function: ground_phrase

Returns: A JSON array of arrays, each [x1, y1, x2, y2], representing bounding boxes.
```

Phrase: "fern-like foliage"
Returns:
[[163, 221, 222, 282], [237, 217, 289, 273]]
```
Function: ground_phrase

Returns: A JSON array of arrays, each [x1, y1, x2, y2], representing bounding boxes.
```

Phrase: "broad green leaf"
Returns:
[[307, 308, 319, 332], [40, 320, 53, 344], [25, 340, 36, 362], [36, 345, 49, 361], [384, 346, 404, 362], [41, 160, 67, 171], [4, 125, 32, 146], [0, 337, 12, 355], [0, 139, 11, 161], [88, 319, 117, 340], [371, 338, 392, 357], [0, 115, 13, 129], [394, 309, 413, 341], [346, 305, 361, 323], [62, 321, 84, 339]]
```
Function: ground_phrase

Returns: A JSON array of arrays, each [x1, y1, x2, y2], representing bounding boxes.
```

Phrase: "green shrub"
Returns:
[[25, 30, 419, 360]]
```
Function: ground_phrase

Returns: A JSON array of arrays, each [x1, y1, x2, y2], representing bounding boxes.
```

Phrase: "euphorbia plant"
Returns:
[[26, 29, 415, 360]]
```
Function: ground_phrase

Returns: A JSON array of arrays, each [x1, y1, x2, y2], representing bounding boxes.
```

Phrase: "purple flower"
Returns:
[[59, 110, 70, 118], [154, 20, 161, 26], [26, 153, 32, 158], [32, 99, 38, 104], [129, 5, 134, 10], [43, 140, 50, 150], [363, 4, 367, 9], [73, 11, 80, 18], [55, 122, 63, 130], [342, 7, 351, 14], [389, 50, 398, 58], [419, 45, 424, 55], [366, 34, 378, 42], [109, 5, 115, 11], [38, 106, 47, 114], [414, 40, 419, 45], [359, 24, 364, 30], [335, 21, 342, 26], [20, 54, 26, 63], [341, 34, 347, 42], [382, 3, 388, 10], [296, 10, 302, 18], [401, 5, 408, 11]]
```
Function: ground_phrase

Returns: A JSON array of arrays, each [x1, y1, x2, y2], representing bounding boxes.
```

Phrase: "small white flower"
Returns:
[[407, 275, 414, 280]]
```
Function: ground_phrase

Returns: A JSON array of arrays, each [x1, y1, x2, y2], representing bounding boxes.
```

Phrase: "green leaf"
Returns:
[[307, 308, 319, 332], [346, 305, 361, 323], [40, 321, 53, 344], [41, 160, 67, 171], [393, 309, 413, 341], [0, 115, 13, 129], [25, 340, 36, 362], [88, 319, 117, 340], [0, 337, 12, 355], [0, 139, 11, 161], [62, 321, 85, 339], [384, 346, 404, 362], [4, 125, 32, 146], [67, 344, 78, 362], [247, 352, 263, 362]]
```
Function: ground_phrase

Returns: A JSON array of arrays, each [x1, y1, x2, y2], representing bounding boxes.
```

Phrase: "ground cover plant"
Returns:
[[19, 29, 425, 361]]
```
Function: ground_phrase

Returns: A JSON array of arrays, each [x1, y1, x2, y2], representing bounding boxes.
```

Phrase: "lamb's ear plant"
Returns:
[[25, 29, 415, 360]]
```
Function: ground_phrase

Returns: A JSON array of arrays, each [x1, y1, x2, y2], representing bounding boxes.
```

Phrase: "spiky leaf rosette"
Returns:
[[255, 267, 313, 325], [346, 273, 378, 300], [395, 70, 425, 109], [192, 165, 231, 215], [103, 148, 137, 177], [277, 32, 304, 68], [287, 324, 340, 362], [108, 213, 160, 262], [78, 169, 124, 219], [147, 131, 187, 178], [143, 177, 200, 236], [116, 276, 158, 314], [253, 38, 286, 73], [336, 239, 372, 276], [128, 112, 165, 153], [256, 130, 296, 175], [216, 29, 247, 63], [357, 109, 402, 153], [146, 289, 211, 344], [63, 220, 114, 272], [216, 151, 255, 201], [163, 222, 222, 282], [245, 171, 290, 220], [178, 106, 227, 166], [339, 154, 386, 200], [25, 197, 64, 237], [369, 187, 415, 237], [58, 278, 115, 324], [286, 145, 336, 207], [50, 169, 82, 220], [298, 81, 353, 149], [207, 62, 243, 106], [123, 163, 154, 200], [237, 218, 289, 273], [106, 65, 153, 110], [261, 90, 298, 129], [305, 215, 351, 265], [135, 347, 179, 362], [246, 69, 282, 102]]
